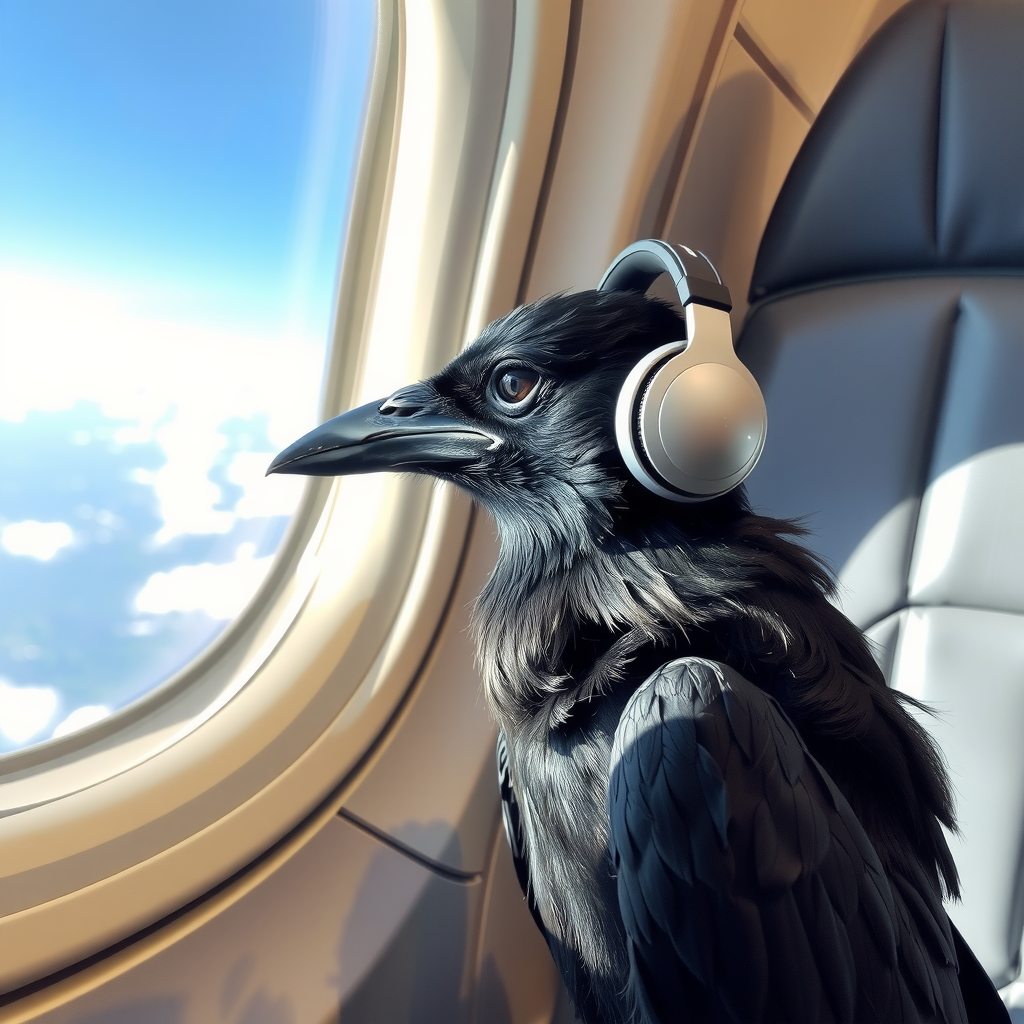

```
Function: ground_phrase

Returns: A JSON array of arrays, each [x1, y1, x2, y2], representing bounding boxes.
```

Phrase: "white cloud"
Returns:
[[2, 520, 75, 561], [0, 271, 324, 544], [53, 705, 110, 738], [133, 543, 273, 620], [151, 420, 235, 543], [113, 424, 153, 445], [228, 451, 306, 519], [0, 679, 59, 744]]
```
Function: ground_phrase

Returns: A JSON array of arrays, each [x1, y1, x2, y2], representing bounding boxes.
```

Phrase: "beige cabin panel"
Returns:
[[525, 0, 729, 298], [740, 0, 877, 113], [667, 39, 810, 326]]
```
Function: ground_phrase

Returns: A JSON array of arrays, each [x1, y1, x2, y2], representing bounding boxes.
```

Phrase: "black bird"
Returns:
[[269, 289, 1007, 1024]]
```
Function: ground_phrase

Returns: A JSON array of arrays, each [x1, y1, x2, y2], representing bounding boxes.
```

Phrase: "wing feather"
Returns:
[[608, 657, 970, 1024]]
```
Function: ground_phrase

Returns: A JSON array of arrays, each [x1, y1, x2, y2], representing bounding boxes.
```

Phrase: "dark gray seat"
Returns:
[[736, 0, 1024, 988]]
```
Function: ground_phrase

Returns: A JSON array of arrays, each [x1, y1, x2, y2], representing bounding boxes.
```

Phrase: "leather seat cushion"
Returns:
[[739, 275, 1024, 626], [750, 0, 1024, 300]]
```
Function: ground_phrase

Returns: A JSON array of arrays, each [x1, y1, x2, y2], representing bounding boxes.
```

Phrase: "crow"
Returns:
[[269, 288, 1007, 1024]]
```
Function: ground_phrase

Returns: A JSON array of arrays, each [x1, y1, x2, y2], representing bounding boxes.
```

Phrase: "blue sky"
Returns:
[[0, 0, 374, 750], [0, 0, 373, 335]]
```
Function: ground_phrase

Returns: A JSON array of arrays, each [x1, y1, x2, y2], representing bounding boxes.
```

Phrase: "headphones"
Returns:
[[597, 239, 767, 502]]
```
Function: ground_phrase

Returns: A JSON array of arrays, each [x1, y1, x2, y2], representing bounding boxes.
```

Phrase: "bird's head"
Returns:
[[269, 290, 725, 566]]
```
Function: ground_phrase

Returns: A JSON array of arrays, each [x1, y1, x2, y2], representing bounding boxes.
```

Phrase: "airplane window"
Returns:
[[0, 0, 374, 752]]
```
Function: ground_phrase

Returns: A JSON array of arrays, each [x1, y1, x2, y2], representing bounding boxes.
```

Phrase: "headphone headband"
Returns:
[[598, 239, 767, 503], [598, 239, 732, 312]]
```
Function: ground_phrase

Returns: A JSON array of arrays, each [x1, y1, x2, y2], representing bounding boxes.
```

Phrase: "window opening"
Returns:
[[0, 0, 375, 752]]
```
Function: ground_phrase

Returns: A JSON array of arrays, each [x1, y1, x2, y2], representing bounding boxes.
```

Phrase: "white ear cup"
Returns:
[[603, 241, 767, 502]]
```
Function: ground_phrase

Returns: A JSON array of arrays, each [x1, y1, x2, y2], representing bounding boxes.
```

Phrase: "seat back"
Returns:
[[736, 0, 1024, 986]]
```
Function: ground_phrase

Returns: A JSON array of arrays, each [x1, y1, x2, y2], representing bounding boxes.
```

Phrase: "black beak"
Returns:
[[267, 382, 499, 478]]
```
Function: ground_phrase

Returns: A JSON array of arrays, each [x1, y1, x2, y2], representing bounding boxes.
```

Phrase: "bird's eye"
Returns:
[[492, 365, 539, 407]]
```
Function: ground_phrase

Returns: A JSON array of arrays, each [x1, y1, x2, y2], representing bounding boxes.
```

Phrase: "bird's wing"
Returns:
[[608, 657, 970, 1024]]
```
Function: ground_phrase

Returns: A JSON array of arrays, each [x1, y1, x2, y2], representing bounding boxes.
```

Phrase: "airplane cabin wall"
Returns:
[[524, 0, 911, 324]]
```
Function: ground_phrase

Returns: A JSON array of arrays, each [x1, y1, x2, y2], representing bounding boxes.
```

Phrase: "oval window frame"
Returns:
[[0, 0, 573, 996]]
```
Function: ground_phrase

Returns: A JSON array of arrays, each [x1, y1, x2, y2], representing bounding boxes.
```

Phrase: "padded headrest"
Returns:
[[750, 0, 1024, 301]]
